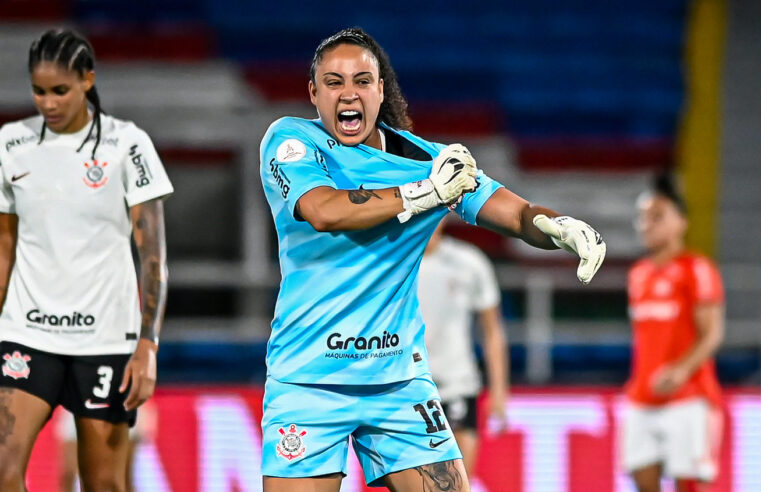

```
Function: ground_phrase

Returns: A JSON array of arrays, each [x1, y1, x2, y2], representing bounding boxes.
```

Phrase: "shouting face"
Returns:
[[309, 43, 384, 148]]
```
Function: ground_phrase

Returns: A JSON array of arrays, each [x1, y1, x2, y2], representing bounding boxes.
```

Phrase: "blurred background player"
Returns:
[[623, 175, 725, 492], [0, 29, 171, 491], [57, 400, 158, 492], [419, 218, 509, 485]]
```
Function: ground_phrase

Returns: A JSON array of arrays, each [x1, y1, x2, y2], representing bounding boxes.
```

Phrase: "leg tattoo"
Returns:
[[415, 461, 464, 491], [0, 388, 16, 445]]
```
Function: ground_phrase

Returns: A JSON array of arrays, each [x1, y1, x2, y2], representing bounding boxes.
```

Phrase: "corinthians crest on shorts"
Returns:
[[276, 424, 308, 461], [82, 160, 109, 188], [2, 351, 31, 379]]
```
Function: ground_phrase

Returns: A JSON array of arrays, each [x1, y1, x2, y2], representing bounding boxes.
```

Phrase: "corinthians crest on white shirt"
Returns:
[[276, 424, 308, 461], [82, 160, 109, 188]]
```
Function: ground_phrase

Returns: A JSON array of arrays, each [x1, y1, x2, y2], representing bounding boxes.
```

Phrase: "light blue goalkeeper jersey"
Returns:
[[259, 117, 502, 384]]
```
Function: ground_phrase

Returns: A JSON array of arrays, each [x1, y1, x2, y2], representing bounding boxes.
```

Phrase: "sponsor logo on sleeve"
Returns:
[[82, 160, 108, 188], [2, 351, 31, 379], [276, 424, 308, 461], [268, 158, 291, 199], [129, 144, 154, 188], [276, 139, 307, 162]]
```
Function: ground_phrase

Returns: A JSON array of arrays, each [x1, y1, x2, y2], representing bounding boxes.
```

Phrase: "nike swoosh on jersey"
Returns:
[[84, 399, 110, 409], [11, 172, 30, 182], [429, 437, 451, 448]]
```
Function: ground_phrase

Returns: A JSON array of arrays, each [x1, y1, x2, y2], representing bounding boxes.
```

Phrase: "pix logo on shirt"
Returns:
[[82, 160, 109, 189]]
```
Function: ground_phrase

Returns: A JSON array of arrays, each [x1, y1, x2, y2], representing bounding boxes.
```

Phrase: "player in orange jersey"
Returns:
[[622, 175, 725, 492]]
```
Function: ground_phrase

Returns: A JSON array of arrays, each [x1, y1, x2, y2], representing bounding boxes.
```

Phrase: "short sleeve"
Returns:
[[688, 257, 724, 305], [469, 247, 501, 311], [0, 130, 15, 213], [454, 170, 504, 225], [0, 168, 15, 214], [123, 127, 174, 207], [260, 122, 336, 219]]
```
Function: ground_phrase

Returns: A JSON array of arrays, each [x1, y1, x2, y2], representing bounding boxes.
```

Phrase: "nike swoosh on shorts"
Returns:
[[84, 399, 110, 409]]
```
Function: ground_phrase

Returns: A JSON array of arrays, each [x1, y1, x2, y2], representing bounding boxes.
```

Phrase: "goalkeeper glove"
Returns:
[[397, 144, 477, 223], [533, 214, 606, 284]]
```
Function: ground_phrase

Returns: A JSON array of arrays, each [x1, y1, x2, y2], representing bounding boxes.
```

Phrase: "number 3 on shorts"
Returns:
[[92, 365, 114, 398]]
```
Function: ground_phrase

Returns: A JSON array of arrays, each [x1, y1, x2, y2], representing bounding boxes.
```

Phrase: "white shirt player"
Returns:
[[0, 114, 173, 355], [418, 237, 501, 401]]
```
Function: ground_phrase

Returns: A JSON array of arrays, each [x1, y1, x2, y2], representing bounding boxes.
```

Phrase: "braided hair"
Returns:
[[310, 27, 412, 131], [28, 29, 103, 160]]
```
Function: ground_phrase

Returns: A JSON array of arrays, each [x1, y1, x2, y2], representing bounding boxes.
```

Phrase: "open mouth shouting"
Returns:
[[337, 109, 363, 136]]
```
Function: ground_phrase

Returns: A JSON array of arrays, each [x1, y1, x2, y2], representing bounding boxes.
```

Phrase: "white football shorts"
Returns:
[[621, 397, 722, 481]]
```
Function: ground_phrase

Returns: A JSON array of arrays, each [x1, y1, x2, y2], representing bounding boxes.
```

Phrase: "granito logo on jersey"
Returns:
[[4, 135, 36, 153], [268, 158, 291, 199], [276, 424, 308, 461], [2, 351, 31, 379], [325, 331, 403, 360], [276, 139, 307, 162], [82, 160, 108, 188], [26, 309, 95, 327], [129, 144, 153, 188]]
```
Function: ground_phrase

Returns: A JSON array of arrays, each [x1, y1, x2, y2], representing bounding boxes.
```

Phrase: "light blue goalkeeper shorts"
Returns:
[[260, 373, 462, 486]]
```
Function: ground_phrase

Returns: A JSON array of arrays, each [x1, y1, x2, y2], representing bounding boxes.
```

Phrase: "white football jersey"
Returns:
[[418, 237, 501, 400], [0, 114, 173, 355]]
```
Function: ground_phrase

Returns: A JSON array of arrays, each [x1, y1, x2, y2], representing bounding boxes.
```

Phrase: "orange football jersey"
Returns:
[[626, 252, 723, 406]]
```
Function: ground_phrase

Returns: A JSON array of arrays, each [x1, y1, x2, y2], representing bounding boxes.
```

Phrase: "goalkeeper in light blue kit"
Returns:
[[259, 28, 607, 492]]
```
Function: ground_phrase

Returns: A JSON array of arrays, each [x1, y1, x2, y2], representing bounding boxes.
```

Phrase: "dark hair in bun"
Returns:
[[310, 27, 412, 131], [653, 173, 687, 215]]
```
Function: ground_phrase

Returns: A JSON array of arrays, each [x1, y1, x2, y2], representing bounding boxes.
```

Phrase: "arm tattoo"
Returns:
[[414, 461, 464, 491], [347, 188, 382, 205], [132, 200, 168, 345], [394, 188, 401, 199], [0, 388, 16, 445]]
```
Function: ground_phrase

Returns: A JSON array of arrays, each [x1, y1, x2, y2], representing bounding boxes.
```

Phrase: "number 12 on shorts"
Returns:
[[92, 365, 113, 398], [414, 400, 448, 434]]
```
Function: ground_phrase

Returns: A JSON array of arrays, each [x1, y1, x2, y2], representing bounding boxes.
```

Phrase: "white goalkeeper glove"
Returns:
[[533, 214, 606, 285], [397, 144, 477, 223]]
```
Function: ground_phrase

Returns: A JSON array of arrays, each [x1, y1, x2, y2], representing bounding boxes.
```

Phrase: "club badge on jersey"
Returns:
[[82, 160, 109, 188], [2, 351, 31, 379], [276, 424, 308, 461]]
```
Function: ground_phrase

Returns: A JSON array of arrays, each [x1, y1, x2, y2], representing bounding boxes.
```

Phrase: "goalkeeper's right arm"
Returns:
[[297, 144, 477, 231]]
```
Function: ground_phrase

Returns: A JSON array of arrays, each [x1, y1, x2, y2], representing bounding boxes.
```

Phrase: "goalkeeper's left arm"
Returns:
[[476, 187, 606, 284]]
